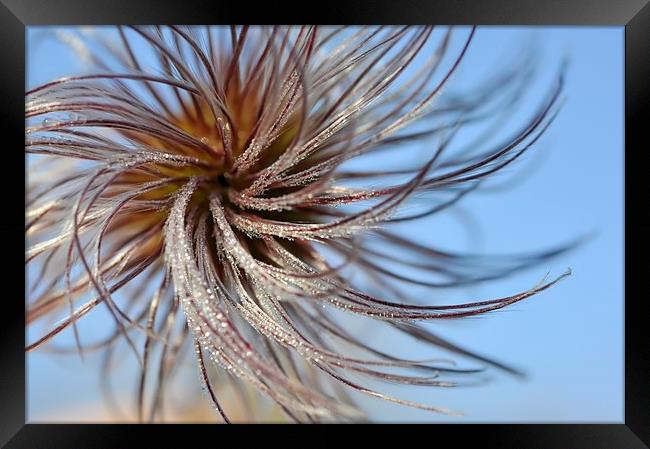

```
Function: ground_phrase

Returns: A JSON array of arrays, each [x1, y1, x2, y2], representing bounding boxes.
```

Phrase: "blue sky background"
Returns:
[[26, 26, 624, 422]]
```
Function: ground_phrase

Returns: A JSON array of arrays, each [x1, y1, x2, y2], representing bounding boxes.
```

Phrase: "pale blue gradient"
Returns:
[[26, 27, 624, 422]]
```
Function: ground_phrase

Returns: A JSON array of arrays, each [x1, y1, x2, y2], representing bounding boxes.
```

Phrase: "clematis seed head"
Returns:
[[26, 25, 571, 422]]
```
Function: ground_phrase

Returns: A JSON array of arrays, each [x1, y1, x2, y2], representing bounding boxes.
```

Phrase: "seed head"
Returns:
[[26, 26, 570, 422]]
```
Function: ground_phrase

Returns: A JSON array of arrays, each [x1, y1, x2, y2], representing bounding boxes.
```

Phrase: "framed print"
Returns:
[[1, 0, 648, 447]]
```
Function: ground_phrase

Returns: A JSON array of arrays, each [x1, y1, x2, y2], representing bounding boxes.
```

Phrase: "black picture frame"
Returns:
[[2, 0, 648, 446]]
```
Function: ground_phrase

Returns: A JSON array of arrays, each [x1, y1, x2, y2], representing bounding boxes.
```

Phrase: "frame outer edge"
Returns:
[[625, 1, 650, 446], [0, 0, 27, 446]]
